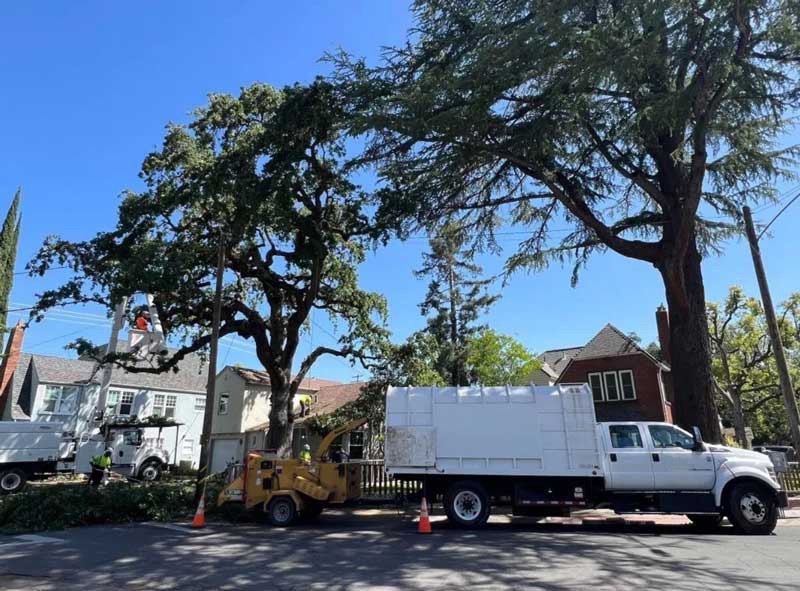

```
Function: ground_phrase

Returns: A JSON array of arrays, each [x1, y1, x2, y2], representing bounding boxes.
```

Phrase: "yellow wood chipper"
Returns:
[[216, 418, 367, 526]]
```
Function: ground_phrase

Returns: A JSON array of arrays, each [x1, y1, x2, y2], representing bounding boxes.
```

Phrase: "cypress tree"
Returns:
[[0, 190, 21, 341]]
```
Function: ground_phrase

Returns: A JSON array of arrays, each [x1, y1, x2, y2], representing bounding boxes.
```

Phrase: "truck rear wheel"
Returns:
[[726, 482, 778, 535], [267, 497, 297, 527], [0, 469, 26, 494], [444, 481, 490, 528]]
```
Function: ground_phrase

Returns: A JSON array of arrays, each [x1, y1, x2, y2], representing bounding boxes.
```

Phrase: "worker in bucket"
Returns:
[[299, 444, 312, 464], [89, 449, 113, 487], [135, 310, 151, 331]]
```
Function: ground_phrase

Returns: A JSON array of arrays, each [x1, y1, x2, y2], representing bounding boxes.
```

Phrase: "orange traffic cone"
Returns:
[[418, 497, 432, 534], [191, 492, 206, 529]]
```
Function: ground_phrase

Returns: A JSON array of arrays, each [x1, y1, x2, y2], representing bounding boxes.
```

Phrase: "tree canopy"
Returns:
[[334, 0, 800, 440], [29, 81, 389, 455], [0, 190, 21, 340], [465, 328, 540, 386], [415, 222, 498, 385]]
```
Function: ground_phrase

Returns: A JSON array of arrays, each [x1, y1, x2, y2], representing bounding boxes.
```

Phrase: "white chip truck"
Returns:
[[0, 420, 170, 494], [385, 384, 789, 534]]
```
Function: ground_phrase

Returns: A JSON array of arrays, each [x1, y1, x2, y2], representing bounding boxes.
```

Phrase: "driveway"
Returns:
[[2, 510, 799, 590]]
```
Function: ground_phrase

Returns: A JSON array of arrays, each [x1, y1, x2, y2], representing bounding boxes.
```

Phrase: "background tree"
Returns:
[[415, 222, 498, 385], [465, 328, 540, 386], [708, 286, 799, 446], [0, 190, 21, 343], [28, 81, 388, 457], [337, 0, 800, 441]]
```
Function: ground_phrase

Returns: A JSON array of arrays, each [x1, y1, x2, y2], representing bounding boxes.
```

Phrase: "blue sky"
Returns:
[[1, 2, 798, 383]]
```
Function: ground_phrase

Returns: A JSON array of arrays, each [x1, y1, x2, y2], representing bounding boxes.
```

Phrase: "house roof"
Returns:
[[4, 352, 33, 420], [574, 324, 667, 369], [309, 382, 366, 417], [226, 365, 341, 391], [537, 347, 584, 376]]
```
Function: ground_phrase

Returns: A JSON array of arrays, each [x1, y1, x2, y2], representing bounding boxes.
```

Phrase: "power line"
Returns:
[[13, 265, 70, 276], [25, 329, 85, 350], [757, 191, 800, 241]]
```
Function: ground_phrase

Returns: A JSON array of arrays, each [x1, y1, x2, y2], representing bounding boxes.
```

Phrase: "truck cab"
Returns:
[[598, 421, 787, 533]]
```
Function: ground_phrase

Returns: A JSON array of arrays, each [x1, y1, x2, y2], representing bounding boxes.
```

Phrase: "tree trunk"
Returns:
[[731, 391, 748, 448], [659, 240, 722, 442], [265, 383, 294, 457], [448, 265, 459, 386]]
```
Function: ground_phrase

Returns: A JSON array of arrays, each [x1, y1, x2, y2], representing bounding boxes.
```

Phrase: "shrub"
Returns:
[[0, 481, 195, 534]]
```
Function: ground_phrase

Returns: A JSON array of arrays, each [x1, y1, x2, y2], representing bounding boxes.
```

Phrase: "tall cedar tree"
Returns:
[[335, 1, 800, 440], [28, 82, 388, 457], [0, 190, 21, 340], [415, 223, 498, 385]]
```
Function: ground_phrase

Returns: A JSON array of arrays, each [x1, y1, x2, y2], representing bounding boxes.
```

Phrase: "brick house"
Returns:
[[539, 308, 675, 422]]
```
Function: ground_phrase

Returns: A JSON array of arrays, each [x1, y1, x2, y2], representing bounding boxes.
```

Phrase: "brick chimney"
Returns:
[[655, 304, 671, 365], [0, 320, 26, 417]]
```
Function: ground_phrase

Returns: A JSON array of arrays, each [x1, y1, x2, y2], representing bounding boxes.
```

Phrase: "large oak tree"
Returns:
[[335, 0, 800, 440], [29, 81, 388, 457]]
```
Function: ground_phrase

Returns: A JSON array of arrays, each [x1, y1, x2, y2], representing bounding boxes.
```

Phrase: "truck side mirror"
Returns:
[[692, 426, 704, 451]]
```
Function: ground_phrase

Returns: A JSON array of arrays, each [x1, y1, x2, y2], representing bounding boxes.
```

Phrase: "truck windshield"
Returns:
[[649, 425, 694, 450]]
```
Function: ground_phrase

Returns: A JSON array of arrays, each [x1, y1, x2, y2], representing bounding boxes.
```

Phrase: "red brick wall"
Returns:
[[557, 353, 669, 422]]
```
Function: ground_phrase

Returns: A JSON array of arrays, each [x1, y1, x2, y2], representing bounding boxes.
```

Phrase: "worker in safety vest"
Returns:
[[135, 310, 151, 331], [89, 449, 113, 487], [299, 444, 312, 464]]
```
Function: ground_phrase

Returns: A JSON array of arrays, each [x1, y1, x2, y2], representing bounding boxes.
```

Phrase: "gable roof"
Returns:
[[574, 324, 666, 368], [537, 347, 584, 376]]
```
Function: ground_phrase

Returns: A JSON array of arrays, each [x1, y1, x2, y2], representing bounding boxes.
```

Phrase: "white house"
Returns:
[[2, 335, 208, 468]]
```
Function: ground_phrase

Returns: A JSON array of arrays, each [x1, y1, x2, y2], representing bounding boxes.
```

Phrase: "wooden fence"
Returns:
[[779, 464, 800, 494], [358, 459, 422, 498]]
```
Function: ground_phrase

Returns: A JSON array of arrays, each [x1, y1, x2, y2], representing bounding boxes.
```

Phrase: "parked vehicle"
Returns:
[[753, 446, 797, 463], [0, 420, 170, 494], [385, 384, 789, 535]]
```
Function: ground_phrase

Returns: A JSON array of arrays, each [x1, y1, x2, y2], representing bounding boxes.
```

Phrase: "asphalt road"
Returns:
[[2, 510, 799, 591]]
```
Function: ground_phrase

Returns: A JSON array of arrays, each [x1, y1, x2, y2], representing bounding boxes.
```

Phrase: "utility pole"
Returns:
[[196, 235, 226, 501], [743, 206, 800, 451]]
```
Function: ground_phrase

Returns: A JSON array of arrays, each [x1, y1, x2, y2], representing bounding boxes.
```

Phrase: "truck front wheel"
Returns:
[[444, 481, 490, 528], [138, 460, 162, 482], [0, 469, 27, 494], [726, 482, 778, 535]]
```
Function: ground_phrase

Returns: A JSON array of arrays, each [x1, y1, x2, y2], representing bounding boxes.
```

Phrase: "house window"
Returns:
[[218, 393, 229, 415], [609, 425, 643, 448], [603, 372, 620, 401], [195, 396, 206, 411], [152, 394, 177, 418], [587, 373, 604, 402], [618, 370, 636, 401], [106, 389, 135, 417], [41, 385, 78, 415], [349, 430, 365, 460]]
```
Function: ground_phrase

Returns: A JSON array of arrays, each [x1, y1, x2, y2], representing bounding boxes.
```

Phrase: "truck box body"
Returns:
[[385, 384, 599, 478], [0, 422, 66, 464]]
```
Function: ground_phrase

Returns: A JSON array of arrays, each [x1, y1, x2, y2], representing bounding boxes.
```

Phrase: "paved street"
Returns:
[[2, 510, 799, 591]]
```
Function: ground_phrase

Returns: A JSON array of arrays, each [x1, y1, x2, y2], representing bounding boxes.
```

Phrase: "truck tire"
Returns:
[[267, 497, 297, 527], [687, 514, 723, 531], [444, 481, 490, 528], [726, 482, 778, 535], [138, 460, 162, 482], [0, 469, 27, 494]]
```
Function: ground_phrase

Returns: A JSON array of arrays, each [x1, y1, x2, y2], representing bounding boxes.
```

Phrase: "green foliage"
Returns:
[[0, 189, 20, 338], [27, 81, 390, 453], [465, 328, 540, 386], [415, 222, 498, 385], [334, 0, 800, 439], [708, 286, 800, 445], [0, 482, 194, 534]]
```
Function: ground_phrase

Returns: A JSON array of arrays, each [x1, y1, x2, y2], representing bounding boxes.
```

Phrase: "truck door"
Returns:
[[109, 429, 143, 477], [604, 424, 654, 490], [646, 424, 715, 490]]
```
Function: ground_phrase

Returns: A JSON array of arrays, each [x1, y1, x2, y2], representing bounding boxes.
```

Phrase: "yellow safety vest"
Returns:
[[92, 455, 111, 469], [299, 450, 311, 463]]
